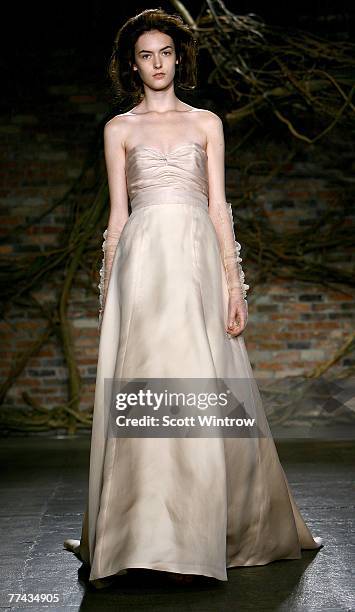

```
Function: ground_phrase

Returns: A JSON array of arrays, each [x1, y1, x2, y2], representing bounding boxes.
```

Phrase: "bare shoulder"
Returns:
[[193, 111, 223, 151], [103, 113, 132, 143], [187, 108, 222, 140], [192, 109, 223, 141], [197, 109, 223, 129]]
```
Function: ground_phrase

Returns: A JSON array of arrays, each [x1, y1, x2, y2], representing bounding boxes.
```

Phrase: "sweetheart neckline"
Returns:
[[126, 142, 207, 159]]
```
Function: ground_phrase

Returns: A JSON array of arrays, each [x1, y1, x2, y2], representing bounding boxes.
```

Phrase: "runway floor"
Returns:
[[0, 435, 353, 611]]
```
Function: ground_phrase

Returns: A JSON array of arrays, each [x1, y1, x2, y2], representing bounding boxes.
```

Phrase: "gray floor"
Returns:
[[0, 435, 354, 611]]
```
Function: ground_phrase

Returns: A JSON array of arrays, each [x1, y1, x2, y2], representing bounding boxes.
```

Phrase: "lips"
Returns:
[[153, 73, 165, 77]]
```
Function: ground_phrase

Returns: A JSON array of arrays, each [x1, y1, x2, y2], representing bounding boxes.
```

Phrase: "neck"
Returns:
[[139, 82, 181, 114]]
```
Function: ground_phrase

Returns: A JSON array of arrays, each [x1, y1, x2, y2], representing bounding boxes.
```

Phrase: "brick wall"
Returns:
[[225, 136, 354, 378], [1, 77, 354, 416]]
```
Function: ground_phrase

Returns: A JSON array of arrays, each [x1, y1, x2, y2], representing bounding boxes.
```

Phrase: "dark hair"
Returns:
[[108, 8, 198, 105]]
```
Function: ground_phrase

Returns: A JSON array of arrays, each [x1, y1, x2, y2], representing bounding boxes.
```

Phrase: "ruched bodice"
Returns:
[[125, 142, 209, 212]]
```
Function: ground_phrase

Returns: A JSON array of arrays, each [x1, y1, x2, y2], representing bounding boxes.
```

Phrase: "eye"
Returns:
[[140, 51, 171, 60]]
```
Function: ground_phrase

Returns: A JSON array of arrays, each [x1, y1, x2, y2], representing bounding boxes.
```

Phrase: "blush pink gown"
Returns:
[[64, 142, 322, 587]]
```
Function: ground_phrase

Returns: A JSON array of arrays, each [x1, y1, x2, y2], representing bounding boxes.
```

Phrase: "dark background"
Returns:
[[3, 1, 355, 111]]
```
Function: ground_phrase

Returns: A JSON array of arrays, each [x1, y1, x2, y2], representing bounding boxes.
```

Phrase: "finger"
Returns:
[[227, 310, 239, 329], [228, 310, 242, 329], [226, 314, 247, 335], [226, 326, 243, 338], [227, 320, 241, 334]]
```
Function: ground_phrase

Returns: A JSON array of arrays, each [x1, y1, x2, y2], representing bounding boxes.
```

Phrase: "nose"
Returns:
[[153, 56, 162, 69]]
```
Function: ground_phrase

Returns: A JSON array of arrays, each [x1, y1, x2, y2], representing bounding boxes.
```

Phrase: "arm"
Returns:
[[205, 113, 249, 336], [98, 119, 129, 329]]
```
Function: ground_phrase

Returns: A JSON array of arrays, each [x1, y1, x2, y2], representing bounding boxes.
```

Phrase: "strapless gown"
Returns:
[[66, 142, 322, 586]]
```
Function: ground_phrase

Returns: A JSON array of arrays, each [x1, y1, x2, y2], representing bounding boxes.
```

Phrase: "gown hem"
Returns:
[[89, 560, 228, 582]]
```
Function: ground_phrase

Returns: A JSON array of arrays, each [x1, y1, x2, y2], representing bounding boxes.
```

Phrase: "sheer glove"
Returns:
[[208, 200, 249, 337], [98, 226, 122, 330]]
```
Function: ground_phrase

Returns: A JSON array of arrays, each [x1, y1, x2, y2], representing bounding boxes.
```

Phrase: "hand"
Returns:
[[226, 291, 248, 337]]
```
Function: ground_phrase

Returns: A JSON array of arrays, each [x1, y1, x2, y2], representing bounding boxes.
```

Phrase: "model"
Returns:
[[64, 8, 323, 589]]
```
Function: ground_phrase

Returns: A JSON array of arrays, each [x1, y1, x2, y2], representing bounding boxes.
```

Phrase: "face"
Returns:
[[132, 29, 179, 89]]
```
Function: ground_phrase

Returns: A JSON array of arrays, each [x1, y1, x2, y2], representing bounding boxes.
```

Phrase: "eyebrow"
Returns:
[[138, 45, 173, 54]]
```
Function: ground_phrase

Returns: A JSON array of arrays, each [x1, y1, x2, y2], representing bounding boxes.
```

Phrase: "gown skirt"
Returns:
[[69, 144, 322, 585]]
